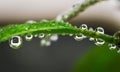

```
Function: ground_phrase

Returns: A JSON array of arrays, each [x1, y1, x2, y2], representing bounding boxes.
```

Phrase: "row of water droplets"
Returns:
[[9, 20, 58, 49], [73, 24, 119, 53], [9, 20, 119, 53]]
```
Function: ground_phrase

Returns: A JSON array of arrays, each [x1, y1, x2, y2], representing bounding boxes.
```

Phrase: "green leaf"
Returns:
[[73, 44, 120, 72]]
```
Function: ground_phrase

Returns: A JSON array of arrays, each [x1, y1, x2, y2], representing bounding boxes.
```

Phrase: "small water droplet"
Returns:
[[108, 44, 116, 50], [117, 49, 120, 53], [50, 34, 58, 41], [34, 34, 38, 37], [74, 34, 86, 41], [38, 33, 45, 38], [56, 15, 64, 22], [69, 34, 73, 36], [26, 20, 36, 24], [95, 38, 105, 46], [96, 27, 104, 34], [9, 36, 22, 49], [25, 34, 33, 41], [80, 24, 88, 30], [40, 39, 51, 46], [72, 3, 80, 8]]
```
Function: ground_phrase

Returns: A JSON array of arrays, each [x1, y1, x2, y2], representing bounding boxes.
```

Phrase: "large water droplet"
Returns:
[[80, 24, 88, 30], [74, 34, 86, 41], [95, 38, 105, 46], [26, 20, 36, 24], [40, 39, 51, 46], [25, 34, 33, 41], [96, 27, 104, 34], [50, 34, 58, 41], [9, 36, 22, 49], [38, 33, 45, 38], [108, 44, 116, 50]]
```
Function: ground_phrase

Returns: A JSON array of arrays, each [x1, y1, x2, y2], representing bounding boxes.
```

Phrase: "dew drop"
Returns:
[[96, 27, 104, 34], [50, 34, 58, 41], [80, 24, 88, 30], [25, 34, 33, 41], [40, 39, 51, 46], [69, 34, 73, 36], [95, 38, 105, 46], [108, 44, 116, 50], [74, 34, 86, 41], [9, 36, 22, 49], [26, 20, 36, 24], [56, 15, 64, 22], [117, 49, 120, 53], [34, 34, 38, 37], [38, 33, 45, 38]]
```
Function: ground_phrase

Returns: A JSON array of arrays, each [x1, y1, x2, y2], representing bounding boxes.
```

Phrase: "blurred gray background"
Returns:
[[0, 0, 120, 72]]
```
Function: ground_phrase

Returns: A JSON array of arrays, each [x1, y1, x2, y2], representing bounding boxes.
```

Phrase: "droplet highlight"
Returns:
[[26, 20, 36, 24], [9, 36, 22, 49]]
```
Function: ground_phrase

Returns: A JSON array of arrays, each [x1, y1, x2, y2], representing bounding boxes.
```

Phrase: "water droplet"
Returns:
[[108, 44, 116, 50], [69, 34, 73, 36], [80, 24, 88, 30], [95, 38, 105, 46], [74, 34, 86, 41], [9, 36, 22, 49], [50, 34, 58, 41], [117, 49, 120, 53], [41, 19, 48, 22], [34, 34, 38, 37], [38, 33, 45, 38], [96, 27, 104, 34], [56, 15, 64, 22], [25, 34, 33, 41], [26, 20, 36, 24], [40, 39, 51, 46]]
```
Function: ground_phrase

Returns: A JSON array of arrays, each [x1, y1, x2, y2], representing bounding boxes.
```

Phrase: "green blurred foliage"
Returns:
[[73, 44, 120, 72]]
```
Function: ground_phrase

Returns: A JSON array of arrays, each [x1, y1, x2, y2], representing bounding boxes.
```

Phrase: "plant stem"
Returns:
[[56, 0, 105, 22]]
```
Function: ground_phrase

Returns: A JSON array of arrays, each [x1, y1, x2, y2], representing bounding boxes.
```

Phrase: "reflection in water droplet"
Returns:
[[74, 34, 86, 41], [50, 34, 58, 41], [26, 20, 36, 24], [117, 49, 120, 53], [40, 39, 51, 46], [25, 34, 33, 41], [95, 38, 105, 46], [108, 44, 116, 50], [38, 33, 45, 38], [96, 27, 104, 34], [9, 36, 22, 49], [80, 24, 88, 30]]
